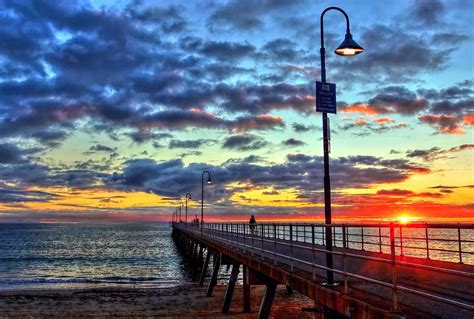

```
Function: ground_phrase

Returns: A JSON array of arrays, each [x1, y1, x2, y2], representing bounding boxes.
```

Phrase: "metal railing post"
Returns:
[[378, 226, 382, 253], [458, 227, 463, 263], [425, 226, 430, 259], [343, 224, 348, 293], [290, 224, 294, 271], [312, 224, 316, 280], [273, 224, 277, 265], [361, 226, 364, 250], [399, 225, 404, 256], [251, 223, 254, 257], [390, 223, 398, 311]]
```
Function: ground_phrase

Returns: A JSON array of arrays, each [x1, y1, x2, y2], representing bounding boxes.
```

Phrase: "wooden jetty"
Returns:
[[172, 222, 474, 319]]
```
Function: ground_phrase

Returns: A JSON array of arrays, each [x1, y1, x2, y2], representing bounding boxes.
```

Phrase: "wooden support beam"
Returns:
[[222, 262, 241, 314], [199, 250, 211, 286], [192, 244, 204, 281], [206, 254, 221, 297], [258, 278, 278, 319], [243, 265, 251, 312], [188, 241, 195, 257]]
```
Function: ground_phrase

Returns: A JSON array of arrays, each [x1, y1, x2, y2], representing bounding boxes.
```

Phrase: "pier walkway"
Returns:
[[171, 222, 473, 319]]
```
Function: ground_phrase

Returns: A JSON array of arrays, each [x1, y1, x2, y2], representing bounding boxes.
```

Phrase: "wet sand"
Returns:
[[0, 284, 315, 318]]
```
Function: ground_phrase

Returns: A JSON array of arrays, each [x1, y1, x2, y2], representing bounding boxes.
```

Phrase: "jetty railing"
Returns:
[[174, 222, 474, 312]]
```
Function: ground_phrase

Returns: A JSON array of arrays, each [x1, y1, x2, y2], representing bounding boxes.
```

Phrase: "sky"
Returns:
[[0, 0, 472, 223]]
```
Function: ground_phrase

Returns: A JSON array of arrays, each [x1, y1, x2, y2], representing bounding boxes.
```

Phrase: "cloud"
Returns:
[[222, 135, 268, 151], [169, 139, 216, 149], [207, 0, 299, 31], [105, 154, 429, 202], [89, 144, 116, 153], [0, 143, 35, 164], [282, 138, 306, 147], [376, 188, 443, 198], [448, 144, 474, 152], [418, 114, 465, 134], [409, 0, 445, 27], [0, 184, 59, 203], [406, 147, 445, 161], [292, 122, 316, 133], [126, 131, 173, 144]]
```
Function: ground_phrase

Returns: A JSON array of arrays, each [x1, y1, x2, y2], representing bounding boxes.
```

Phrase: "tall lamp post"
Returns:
[[201, 170, 212, 233], [185, 193, 192, 225], [319, 7, 363, 285], [179, 203, 183, 222]]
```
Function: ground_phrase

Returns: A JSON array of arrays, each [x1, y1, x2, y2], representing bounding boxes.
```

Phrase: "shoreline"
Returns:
[[0, 283, 315, 318]]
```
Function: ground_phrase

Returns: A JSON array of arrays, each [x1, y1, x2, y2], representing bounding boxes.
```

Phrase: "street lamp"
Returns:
[[319, 6, 363, 285], [180, 203, 184, 222], [185, 193, 192, 225], [201, 170, 212, 233]]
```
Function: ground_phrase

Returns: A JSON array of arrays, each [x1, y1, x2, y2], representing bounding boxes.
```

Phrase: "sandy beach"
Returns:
[[0, 283, 315, 318]]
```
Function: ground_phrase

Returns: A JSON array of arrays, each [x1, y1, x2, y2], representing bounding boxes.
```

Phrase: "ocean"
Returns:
[[0, 223, 189, 290], [0, 223, 472, 291]]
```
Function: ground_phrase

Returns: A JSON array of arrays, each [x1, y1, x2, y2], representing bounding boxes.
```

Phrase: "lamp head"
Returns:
[[206, 175, 212, 184], [335, 32, 363, 56]]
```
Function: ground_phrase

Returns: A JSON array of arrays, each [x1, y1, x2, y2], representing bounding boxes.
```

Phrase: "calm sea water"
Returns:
[[0, 223, 189, 290]]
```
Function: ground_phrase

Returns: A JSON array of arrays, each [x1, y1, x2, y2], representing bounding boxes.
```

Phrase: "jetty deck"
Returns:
[[172, 222, 473, 319]]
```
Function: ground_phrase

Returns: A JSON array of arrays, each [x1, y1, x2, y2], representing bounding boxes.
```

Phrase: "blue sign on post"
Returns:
[[315, 81, 336, 114]]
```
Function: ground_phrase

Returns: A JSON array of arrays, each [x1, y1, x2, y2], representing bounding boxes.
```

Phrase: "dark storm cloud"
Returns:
[[134, 110, 285, 131], [261, 38, 299, 61], [367, 86, 428, 114], [282, 138, 306, 147], [0, 185, 59, 203], [292, 123, 316, 133], [339, 80, 472, 134], [88, 144, 117, 153], [331, 24, 456, 84], [207, 0, 299, 31], [418, 114, 465, 134], [214, 83, 313, 114], [222, 135, 268, 151], [0, 143, 32, 164], [0, 163, 50, 184], [30, 129, 69, 148], [431, 33, 470, 45], [105, 154, 428, 200], [406, 147, 445, 161], [168, 139, 216, 149], [126, 131, 173, 144], [127, 4, 187, 33], [409, 0, 445, 27], [405, 144, 473, 162]]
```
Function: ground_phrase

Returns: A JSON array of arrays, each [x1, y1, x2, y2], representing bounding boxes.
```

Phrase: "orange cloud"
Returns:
[[340, 104, 380, 116], [463, 114, 474, 126], [375, 117, 394, 124], [418, 114, 465, 135]]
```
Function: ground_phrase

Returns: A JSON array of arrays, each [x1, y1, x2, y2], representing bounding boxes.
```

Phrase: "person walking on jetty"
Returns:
[[249, 214, 256, 235]]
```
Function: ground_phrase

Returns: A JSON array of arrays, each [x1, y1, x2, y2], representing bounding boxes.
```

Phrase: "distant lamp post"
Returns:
[[185, 193, 192, 225], [319, 6, 363, 285], [179, 203, 183, 222], [201, 170, 212, 232]]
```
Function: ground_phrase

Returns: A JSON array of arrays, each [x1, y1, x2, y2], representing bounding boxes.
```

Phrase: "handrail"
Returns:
[[173, 222, 474, 313]]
